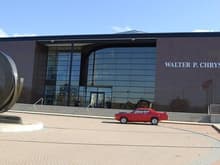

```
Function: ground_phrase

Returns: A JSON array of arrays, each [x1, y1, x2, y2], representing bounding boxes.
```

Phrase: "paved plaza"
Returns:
[[0, 112, 220, 165]]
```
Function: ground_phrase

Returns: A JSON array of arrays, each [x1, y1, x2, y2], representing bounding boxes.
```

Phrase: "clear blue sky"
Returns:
[[0, 0, 220, 36]]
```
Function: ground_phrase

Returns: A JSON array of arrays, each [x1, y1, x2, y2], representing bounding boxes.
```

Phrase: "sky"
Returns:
[[0, 0, 220, 37]]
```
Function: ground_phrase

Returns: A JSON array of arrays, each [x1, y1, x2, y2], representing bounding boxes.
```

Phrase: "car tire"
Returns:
[[120, 117, 128, 124], [151, 118, 159, 125]]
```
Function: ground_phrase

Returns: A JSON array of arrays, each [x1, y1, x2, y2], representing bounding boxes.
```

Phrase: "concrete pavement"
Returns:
[[0, 122, 43, 132], [0, 112, 219, 165], [9, 109, 220, 133]]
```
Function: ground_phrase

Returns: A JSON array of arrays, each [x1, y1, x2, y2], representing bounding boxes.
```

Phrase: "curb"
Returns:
[[9, 110, 114, 120], [212, 124, 220, 133]]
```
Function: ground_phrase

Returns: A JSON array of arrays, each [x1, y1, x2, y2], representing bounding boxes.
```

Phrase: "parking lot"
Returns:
[[0, 112, 220, 165]]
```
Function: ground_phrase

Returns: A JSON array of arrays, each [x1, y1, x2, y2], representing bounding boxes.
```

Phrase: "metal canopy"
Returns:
[[0, 51, 23, 113]]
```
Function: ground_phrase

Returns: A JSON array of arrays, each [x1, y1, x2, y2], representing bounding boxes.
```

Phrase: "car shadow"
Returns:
[[102, 121, 153, 126]]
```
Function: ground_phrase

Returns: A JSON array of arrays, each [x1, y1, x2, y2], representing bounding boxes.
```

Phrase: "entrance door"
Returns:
[[90, 92, 105, 108]]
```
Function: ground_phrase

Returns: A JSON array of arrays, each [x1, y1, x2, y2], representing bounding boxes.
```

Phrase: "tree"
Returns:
[[169, 97, 190, 112]]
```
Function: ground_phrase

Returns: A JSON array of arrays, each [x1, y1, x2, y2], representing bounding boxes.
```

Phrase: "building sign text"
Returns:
[[165, 61, 220, 69]]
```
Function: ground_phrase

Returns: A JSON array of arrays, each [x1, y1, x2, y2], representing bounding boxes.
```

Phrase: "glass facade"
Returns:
[[44, 46, 156, 109], [79, 86, 112, 108], [44, 47, 81, 106], [87, 47, 156, 109]]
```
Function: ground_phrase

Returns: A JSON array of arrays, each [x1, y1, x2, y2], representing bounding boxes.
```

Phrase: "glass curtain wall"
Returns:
[[44, 46, 81, 106], [87, 47, 156, 109]]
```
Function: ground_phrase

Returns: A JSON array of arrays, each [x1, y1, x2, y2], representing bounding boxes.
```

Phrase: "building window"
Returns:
[[44, 47, 81, 106], [87, 47, 157, 109]]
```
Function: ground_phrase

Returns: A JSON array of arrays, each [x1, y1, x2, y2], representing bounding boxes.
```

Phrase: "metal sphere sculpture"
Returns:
[[0, 51, 23, 112]]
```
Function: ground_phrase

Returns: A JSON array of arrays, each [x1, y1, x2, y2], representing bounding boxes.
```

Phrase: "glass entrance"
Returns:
[[89, 92, 105, 108]]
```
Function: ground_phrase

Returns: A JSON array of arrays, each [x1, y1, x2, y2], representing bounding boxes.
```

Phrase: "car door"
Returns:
[[139, 110, 150, 122], [131, 110, 144, 122]]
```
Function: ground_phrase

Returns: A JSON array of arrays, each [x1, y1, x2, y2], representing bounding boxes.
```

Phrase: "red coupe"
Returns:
[[115, 108, 168, 125]]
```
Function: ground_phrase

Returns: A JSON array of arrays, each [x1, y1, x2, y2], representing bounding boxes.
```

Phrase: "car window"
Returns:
[[134, 110, 149, 114], [143, 110, 149, 114], [134, 110, 142, 114]]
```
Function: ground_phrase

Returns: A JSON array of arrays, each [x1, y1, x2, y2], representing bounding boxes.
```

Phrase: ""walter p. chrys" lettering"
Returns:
[[165, 61, 220, 69]]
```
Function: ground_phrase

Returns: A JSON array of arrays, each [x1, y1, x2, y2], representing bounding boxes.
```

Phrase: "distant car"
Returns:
[[115, 108, 168, 125]]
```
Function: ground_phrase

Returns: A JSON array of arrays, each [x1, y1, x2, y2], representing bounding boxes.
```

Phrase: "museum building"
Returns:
[[1, 32, 220, 113]]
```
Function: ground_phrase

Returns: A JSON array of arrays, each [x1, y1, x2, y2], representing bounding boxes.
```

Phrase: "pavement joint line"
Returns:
[[9, 109, 220, 132], [161, 120, 212, 126]]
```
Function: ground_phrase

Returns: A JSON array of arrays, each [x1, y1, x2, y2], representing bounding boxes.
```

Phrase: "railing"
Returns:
[[33, 97, 44, 111], [33, 97, 44, 105]]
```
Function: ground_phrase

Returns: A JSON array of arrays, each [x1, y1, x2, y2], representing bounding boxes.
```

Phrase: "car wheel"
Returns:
[[151, 118, 159, 125], [120, 117, 128, 124]]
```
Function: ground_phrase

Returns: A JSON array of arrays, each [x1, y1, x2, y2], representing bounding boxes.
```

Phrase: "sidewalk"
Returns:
[[9, 109, 220, 133], [12, 103, 211, 123]]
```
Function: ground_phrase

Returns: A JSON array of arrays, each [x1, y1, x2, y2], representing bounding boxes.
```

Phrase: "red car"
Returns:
[[115, 108, 168, 125]]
